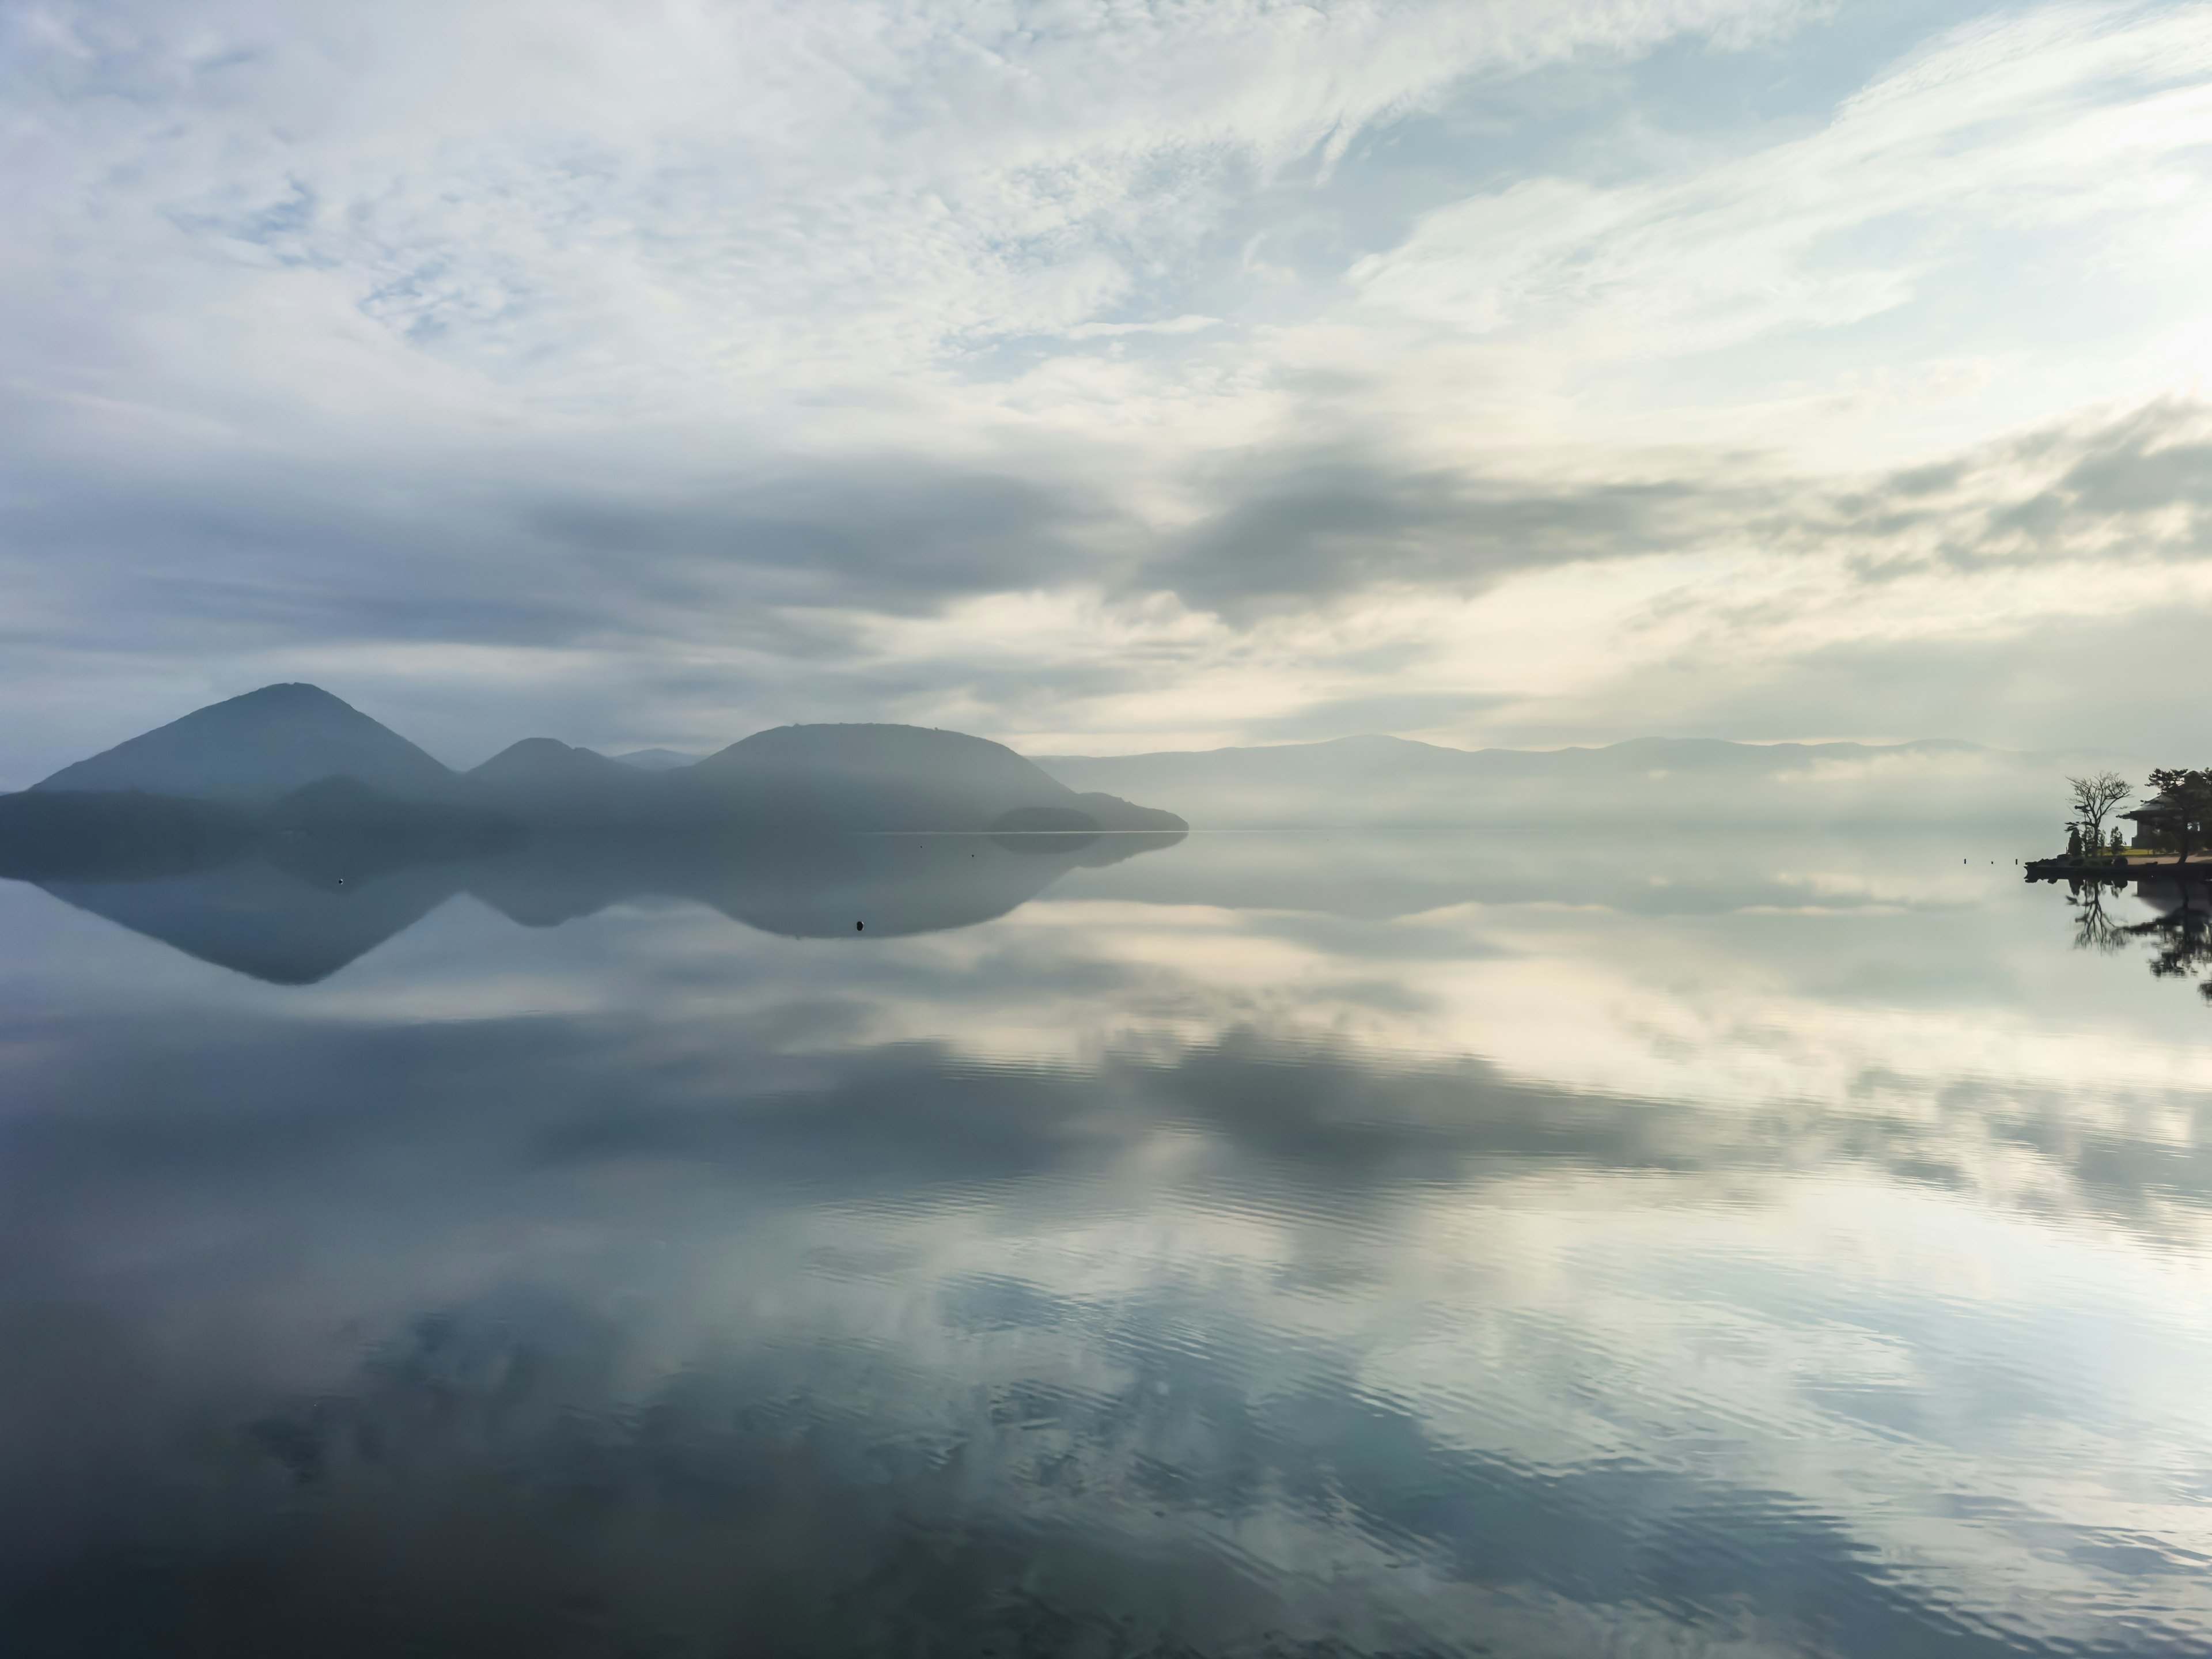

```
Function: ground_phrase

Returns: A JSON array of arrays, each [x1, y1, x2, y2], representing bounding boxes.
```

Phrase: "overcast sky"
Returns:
[[6, 0, 2211, 777]]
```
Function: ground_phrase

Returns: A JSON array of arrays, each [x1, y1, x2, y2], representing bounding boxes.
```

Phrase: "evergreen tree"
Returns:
[[2146, 768, 2212, 863]]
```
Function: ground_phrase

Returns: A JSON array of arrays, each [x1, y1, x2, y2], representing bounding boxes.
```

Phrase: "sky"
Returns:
[[6, 0, 2212, 779]]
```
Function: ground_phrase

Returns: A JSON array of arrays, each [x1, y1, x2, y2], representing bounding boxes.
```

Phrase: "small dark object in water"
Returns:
[[855, 921, 863, 931]]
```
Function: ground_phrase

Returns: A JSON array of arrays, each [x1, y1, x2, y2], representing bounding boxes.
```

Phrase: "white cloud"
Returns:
[[1062, 313, 1221, 340], [2, 0, 1810, 412], [1346, 3, 2212, 448], [6, 0, 2212, 770]]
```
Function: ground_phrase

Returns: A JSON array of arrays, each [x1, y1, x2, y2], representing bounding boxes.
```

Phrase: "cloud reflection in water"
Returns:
[[1, 825, 2209, 1655]]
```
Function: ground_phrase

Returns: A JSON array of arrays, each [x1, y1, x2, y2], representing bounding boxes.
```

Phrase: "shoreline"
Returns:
[[2024, 854, 2212, 882]]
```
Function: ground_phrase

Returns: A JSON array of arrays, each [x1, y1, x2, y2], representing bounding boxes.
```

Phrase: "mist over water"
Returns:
[[3, 813, 2210, 1656]]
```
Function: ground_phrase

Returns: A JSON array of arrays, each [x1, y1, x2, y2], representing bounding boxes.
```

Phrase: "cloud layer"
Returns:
[[5, 0, 2211, 774]]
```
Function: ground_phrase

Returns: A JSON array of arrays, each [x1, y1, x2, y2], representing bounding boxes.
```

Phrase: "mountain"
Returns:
[[31, 683, 460, 804], [676, 724, 1183, 833], [466, 724, 1185, 832], [610, 748, 698, 771], [1, 688, 1193, 981], [469, 739, 661, 825], [22, 688, 1187, 835]]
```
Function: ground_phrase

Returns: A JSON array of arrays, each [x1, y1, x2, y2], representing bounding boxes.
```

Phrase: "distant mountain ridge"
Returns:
[[1035, 732, 1999, 779], [611, 748, 698, 771], [1032, 732, 2126, 827], [0, 685, 1191, 980], [23, 684, 2122, 840], [23, 684, 1185, 835]]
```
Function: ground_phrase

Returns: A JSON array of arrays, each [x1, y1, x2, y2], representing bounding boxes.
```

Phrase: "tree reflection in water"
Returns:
[[2074, 876, 2212, 1002], [2066, 878, 2131, 956]]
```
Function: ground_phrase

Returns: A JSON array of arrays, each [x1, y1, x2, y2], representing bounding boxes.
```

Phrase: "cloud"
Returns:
[[3, 0, 1810, 400], [521, 461, 1113, 615], [1240, 689, 1518, 741], [1350, 3, 2212, 365], [1141, 445, 1746, 613], [1062, 314, 1222, 340], [1759, 396, 2212, 584], [3, 0, 2212, 771], [1584, 598, 2212, 755], [7, 390, 2212, 780]]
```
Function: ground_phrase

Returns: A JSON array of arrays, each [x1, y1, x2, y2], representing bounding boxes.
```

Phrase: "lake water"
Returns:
[[3, 823, 2210, 1657]]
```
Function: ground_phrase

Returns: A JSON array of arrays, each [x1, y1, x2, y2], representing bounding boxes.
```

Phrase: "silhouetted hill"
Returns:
[[679, 724, 1183, 833], [21, 688, 1187, 834], [32, 684, 460, 804], [0, 689, 1194, 978], [461, 724, 1188, 832], [469, 739, 660, 825]]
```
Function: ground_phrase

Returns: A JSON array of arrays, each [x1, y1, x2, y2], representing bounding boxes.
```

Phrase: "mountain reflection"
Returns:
[[20, 824, 1184, 983]]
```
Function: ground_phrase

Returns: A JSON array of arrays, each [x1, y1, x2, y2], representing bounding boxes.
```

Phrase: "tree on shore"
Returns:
[[2066, 771, 2132, 853], [2145, 768, 2212, 863]]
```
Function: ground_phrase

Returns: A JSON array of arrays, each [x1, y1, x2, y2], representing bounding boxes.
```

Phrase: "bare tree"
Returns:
[[2066, 771, 2133, 853]]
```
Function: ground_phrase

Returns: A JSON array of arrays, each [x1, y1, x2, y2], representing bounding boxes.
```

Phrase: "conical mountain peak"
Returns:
[[32, 683, 459, 805]]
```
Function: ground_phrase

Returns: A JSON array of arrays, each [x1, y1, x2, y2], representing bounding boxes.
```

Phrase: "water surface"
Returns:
[[3, 824, 2209, 1656]]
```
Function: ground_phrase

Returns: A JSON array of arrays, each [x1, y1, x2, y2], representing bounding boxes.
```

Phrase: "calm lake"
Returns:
[[2, 821, 2209, 1656]]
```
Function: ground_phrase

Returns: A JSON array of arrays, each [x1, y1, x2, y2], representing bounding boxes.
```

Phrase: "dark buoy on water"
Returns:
[[855, 921, 863, 931]]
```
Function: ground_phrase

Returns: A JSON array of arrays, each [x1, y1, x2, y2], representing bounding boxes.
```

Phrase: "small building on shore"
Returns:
[[2124, 790, 2192, 849]]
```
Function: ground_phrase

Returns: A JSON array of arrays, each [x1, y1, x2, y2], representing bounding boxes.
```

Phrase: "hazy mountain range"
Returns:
[[0, 683, 2128, 980], [0, 684, 1194, 979], [25, 683, 1185, 834], [11, 682, 2134, 844]]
